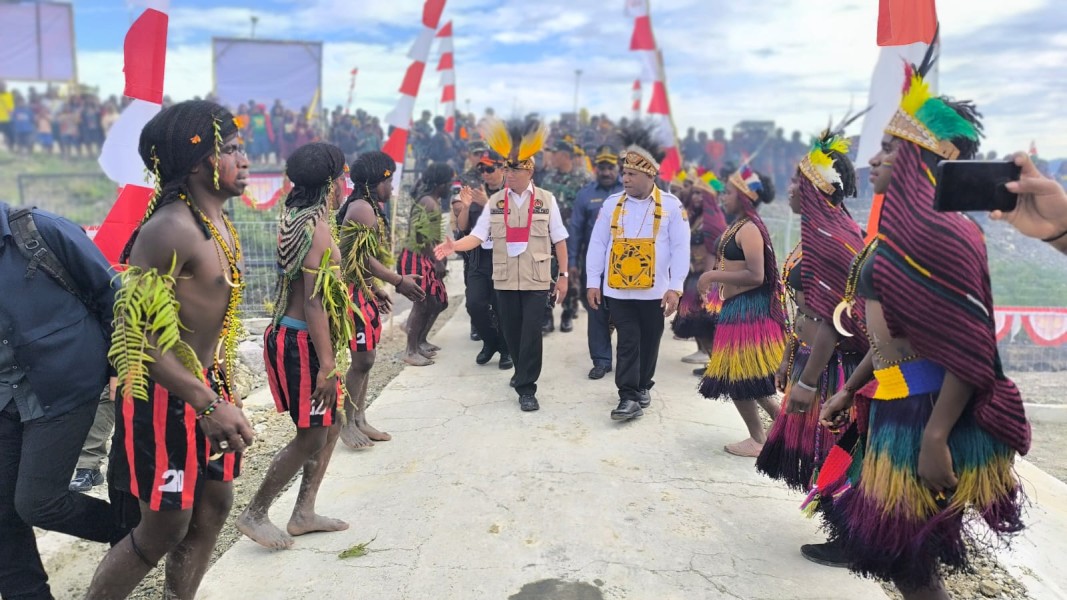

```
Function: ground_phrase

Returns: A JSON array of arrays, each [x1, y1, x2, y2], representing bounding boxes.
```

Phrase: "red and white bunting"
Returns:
[[95, 6, 169, 265], [382, 0, 448, 181], [437, 21, 456, 134], [631, 79, 642, 118], [345, 67, 358, 115], [627, 0, 680, 181], [996, 307, 1067, 347]]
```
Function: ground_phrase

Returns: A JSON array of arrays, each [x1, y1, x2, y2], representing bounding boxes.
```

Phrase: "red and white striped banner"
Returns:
[[627, 0, 680, 181], [631, 79, 641, 118], [94, 5, 169, 265], [996, 307, 1067, 347], [382, 0, 448, 179], [437, 21, 456, 134]]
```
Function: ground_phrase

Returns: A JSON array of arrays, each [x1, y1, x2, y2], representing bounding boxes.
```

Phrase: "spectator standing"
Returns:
[[0, 82, 13, 152]]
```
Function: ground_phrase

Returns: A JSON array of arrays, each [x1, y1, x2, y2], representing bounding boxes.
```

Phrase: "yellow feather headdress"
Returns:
[[798, 107, 870, 195], [481, 118, 546, 170]]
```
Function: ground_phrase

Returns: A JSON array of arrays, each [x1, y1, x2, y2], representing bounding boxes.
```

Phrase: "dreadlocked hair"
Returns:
[[413, 163, 455, 200], [284, 142, 346, 210], [827, 149, 858, 203], [120, 100, 239, 263], [617, 120, 667, 163], [338, 150, 395, 226]]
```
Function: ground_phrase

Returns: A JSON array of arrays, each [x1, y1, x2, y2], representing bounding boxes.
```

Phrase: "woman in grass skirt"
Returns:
[[817, 57, 1029, 599], [697, 167, 786, 457]]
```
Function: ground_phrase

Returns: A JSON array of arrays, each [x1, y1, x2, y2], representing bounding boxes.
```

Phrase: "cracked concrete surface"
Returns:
[[198, 293, 889, 599]]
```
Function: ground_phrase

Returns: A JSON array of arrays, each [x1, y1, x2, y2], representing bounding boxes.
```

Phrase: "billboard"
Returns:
[[212, 38, 322, 114], [0, 1, 76, 81]]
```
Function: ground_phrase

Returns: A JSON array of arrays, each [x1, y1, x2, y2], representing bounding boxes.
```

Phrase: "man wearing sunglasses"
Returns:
[[452, 150, 513, 371]]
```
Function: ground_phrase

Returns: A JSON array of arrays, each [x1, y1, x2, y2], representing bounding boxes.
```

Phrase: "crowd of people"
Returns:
[[5, 53, 1067, 600]]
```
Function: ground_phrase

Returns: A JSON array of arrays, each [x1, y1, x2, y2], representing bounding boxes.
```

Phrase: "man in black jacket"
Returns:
[[0, 201, 121, 600]]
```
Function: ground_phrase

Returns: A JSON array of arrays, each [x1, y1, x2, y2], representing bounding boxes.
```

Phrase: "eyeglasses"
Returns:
[[478, 165, 498, 174]]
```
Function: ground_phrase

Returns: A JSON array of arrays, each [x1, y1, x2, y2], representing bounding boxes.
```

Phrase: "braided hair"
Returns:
[[120, 100, 238, 262], [337, 150, 395, 226], [412, 163, 454, 201], [284, 142, 346, 210]]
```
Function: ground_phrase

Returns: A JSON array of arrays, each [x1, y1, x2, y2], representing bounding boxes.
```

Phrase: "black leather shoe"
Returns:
[[610, 399, 643, 421], [470, 326, 480, 342], [542, 318, 554, 334], [560, 315, 574, 333], [519, 394, 540, 412], [510, 375, 517, 388], [476, 345, 496, 365], [800, 541, 850, 568], [69, 468, 104, 493], [588, 365, 611, 380], [637, 389, 651, 408], [498, 352, 513, 370]]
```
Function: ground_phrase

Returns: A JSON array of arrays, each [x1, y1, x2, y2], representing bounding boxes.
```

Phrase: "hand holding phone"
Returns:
[[934, 160, 1021, 213]]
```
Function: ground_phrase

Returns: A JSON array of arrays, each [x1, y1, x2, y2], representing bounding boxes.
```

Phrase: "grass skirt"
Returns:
[[756, 346, 858, 491], [827, 377, 1024, 589], [698, 286, 785, 401]]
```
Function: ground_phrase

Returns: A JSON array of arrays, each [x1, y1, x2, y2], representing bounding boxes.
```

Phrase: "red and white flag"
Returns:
[[627, 0, 680, 181], [437, 21, 456, 134], [631, 79, 641, 118], [878, 0, 938, 46], [382, 0, 448, 187], [95, 6, 168, 265]]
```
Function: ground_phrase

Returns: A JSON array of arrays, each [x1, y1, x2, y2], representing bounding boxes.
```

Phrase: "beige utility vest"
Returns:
[[488, 187, 555, 291]]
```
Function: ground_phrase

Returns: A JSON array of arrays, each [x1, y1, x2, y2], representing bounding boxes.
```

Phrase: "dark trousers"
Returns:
[[466, 249, 507, 354], [582, 289, 614, 370], [496, 289, 549, 396], [606, 298, 664, 400], [1, 400, 120, 600]]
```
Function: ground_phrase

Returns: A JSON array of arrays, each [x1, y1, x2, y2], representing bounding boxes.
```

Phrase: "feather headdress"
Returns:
[[481, 118, 546, 170], [617, 121, 665, 178], [799, 107, 870, 195], [691, 167, 724, 196], [884, 25, 982, 159]]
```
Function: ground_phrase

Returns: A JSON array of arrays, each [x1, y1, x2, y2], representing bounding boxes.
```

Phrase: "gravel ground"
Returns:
[[41, 302, 461, 600]]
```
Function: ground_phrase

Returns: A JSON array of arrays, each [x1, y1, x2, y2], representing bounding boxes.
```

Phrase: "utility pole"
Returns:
[[573, 69, 583, 116], [250, 15, 258, 38]]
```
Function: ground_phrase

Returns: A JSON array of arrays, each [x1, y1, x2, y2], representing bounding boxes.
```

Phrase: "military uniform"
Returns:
[[539, 165, 591, 332]]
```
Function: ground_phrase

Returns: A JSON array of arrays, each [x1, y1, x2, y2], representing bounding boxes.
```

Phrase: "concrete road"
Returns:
[[199, 290, 890, 600]]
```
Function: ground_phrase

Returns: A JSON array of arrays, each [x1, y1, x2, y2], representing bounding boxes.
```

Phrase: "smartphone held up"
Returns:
[[934, 160, 1022, 213]]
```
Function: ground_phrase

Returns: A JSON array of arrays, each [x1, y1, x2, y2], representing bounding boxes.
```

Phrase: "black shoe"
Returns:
[[542, 318, 554, 334], [470, 326, 481, 342], [611, 399, 643, 421], [519, 394, 540, 412], [498, 352, 513, 370], [588, 365, 611, 380], [560, 315, 574, 333], [510, 375, 517, 388], [800, 541, 850, 568], [476, 345, 496, 365], [693, 366, 707, 376], [637, 389, 651, 408], [69, 468, 104, 493]]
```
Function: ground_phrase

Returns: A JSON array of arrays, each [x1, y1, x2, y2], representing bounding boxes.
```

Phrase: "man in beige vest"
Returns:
[[436, 119, 568, 412]]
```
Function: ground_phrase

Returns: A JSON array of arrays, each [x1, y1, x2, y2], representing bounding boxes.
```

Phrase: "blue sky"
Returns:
[[30, 0, 1067, 156]]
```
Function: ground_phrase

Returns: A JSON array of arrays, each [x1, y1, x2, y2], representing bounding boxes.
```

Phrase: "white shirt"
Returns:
[[585, 189, 691, 301], [469, 184, 569, 251]]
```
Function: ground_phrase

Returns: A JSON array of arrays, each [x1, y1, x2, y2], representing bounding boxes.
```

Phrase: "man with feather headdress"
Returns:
[[435, 119, 569, 413], [585, 123, 691, 422]]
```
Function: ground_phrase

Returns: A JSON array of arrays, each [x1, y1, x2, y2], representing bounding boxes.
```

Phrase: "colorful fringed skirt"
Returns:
[[698, 286, 785, 401], [397, 248, 448, 306], [756, 344, 859, 491], [671, 272, 718, 339], [828, 358, 1024, 590]]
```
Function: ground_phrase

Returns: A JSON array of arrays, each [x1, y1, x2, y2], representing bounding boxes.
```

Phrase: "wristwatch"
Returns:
[[559, 272, 568, 278]]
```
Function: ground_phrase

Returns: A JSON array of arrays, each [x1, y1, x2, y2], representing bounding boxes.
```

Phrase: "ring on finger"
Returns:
[[219, 440, 230, 450]]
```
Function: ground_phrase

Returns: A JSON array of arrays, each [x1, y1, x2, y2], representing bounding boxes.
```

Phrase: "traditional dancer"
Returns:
[[336, 151, 426, 449], [237, 142, 357, 549], [399, 163, 453, 366], [88, 101, 255, 600], [435, 119, 569, 412], [752, 122, 869, 567], [697, 167, 786, 457], [569, 145, 624, 379], [672, 170, 727, 373], [454, 150, 513, 370], [585, 125, 690, 421], [818, 54, 1029, 599]]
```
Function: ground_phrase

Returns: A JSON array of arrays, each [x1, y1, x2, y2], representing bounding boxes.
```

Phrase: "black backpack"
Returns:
[[7, 207, 90, 306]]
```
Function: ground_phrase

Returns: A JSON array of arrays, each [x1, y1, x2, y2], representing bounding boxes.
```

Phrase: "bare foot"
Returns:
[[724, 438, 764, 458], [417, 346, 437, 359], [357, 421, 392, 442], [287, 513, 349, 537], [420, 341, 441, 353], [340, 423, 375, 449], [237, 510, 294, 550], [404, 352, 433, 366]]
